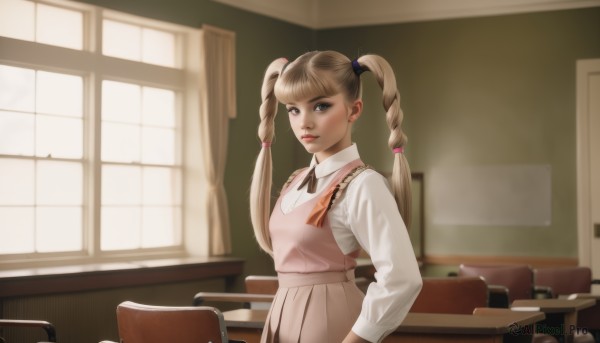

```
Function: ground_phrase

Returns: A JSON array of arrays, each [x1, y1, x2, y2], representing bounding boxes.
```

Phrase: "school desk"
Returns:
[[511, 298, 595, 343], [223, 308, 545, 343]]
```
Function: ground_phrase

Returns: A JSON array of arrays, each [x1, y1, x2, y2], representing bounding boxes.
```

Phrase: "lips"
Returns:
[[301, 134, 319, 142]]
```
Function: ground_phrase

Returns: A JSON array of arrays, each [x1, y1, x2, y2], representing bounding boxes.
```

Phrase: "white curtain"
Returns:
[[198, 24, 236, 255]]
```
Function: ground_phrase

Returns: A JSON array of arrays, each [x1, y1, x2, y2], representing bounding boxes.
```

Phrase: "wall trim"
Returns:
[[424, 254, 578, 268], [210, 0, 600, 29]]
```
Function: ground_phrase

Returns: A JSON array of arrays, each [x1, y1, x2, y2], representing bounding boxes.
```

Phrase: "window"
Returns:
[[101, 81, 181, 251], [0, 0, 201, 265], [0, 66, 84, 254]]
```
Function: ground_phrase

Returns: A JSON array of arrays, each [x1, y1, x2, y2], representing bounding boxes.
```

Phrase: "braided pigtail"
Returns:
[[250, 58, 288, 254], [356, 55, 412, 229]]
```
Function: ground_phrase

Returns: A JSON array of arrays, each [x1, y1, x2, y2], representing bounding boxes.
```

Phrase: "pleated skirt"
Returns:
[[260, 270, 364, 343]]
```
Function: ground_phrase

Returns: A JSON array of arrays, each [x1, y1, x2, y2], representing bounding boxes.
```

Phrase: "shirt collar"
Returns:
[[309, 143, 360, 179]]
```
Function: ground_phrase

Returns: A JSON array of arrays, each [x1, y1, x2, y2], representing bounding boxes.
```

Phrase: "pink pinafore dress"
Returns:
[[260, 159, 366, 343]]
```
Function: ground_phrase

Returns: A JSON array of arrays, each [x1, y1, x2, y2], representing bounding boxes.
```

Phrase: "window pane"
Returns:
[[143, 167, 180, 205], [142, 127, 175, 165], [36, 115, 82, 158], [142, 87, 175, 127], [102, 80, 141, 123], [102, 165, 141, 205], [102, 20, 141, 61], [0, 111, 34, 156], [0, 159, 34, 205], [101, 122, 140, 163], [0, 0, 35, 41], [36, 4, 83, 50], [142, 207, 178, 248], [36, 207, 82, 252], [0, 207, 34, 254], [0, 65, 35, 112], [36, 71, 83, 117], [142, 28, 176, 68], [37, 161, 82, 205], [101, 206, 140, 250]]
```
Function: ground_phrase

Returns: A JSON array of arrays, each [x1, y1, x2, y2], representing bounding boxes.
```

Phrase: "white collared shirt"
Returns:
[[280, 143, 423, 343]]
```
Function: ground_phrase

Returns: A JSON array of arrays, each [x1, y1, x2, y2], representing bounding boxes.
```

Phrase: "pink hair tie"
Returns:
[[392, 147, 404, 154], [262, 142, 272, 148]]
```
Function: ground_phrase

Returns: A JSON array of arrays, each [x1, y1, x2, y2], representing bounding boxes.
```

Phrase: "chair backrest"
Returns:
[[0, 319, 57, 343], [409, 277, 488, 314], [533, 266, 592, 297], [244, 275, 278, 295], [116, 301, 228, 343], [458, 264, 533, 303]]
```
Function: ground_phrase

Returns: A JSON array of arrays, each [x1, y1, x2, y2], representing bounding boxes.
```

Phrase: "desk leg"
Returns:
[[562, 311, 578, 343]]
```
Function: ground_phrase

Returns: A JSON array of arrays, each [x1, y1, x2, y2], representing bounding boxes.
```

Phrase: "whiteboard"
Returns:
[[430, 165, 552, 226]]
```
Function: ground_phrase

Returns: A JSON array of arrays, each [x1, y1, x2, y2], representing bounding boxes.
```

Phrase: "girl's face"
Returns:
[[286, 93, 362, 162]]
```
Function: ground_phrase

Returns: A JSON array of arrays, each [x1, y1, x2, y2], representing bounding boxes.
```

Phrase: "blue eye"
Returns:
[[315, 103, 331, 112], [287, 107, 299, 115]]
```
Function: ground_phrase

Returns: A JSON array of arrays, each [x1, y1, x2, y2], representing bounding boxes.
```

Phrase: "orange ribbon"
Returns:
[[306, 186, 338, 228]]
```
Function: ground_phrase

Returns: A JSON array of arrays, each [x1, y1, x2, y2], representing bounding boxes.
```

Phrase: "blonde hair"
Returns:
[[250, 51, 411, 254]]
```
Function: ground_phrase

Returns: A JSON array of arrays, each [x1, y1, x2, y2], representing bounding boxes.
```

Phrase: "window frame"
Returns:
[[0, 0, 203, 268]]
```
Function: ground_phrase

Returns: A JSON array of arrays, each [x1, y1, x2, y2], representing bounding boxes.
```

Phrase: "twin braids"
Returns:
[[250, 52, 411, 254]]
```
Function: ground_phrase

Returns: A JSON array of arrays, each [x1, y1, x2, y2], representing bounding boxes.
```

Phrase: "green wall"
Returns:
[[70, 1, 600, 272], [316, 8, 600, 260]]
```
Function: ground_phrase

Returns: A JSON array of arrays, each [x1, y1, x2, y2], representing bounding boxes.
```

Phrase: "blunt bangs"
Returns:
[[274, 67, 340, 104]]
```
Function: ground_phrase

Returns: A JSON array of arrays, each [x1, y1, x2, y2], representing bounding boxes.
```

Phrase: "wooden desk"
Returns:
[[511, 298, 595, 343], [557, 293, 600, 332], [558, 293, 600, 300], [224, 309, 544, 343]]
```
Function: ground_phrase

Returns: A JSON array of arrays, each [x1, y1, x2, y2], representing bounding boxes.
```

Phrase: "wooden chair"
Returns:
[[533, 266, 599, 298], [458, 264, 534, 307], [409, 277, 488, 314], [534, 267, 600, 342], [244, 275, 278, 295], [0, 319, 56, 343], [99, 301, 245, 343]]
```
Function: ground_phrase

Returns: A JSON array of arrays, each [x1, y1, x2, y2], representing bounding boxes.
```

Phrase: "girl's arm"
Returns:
[[342, 170, 422, 342]]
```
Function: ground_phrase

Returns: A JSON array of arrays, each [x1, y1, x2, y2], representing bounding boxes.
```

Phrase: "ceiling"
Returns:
[[210, 0, 600, 29]]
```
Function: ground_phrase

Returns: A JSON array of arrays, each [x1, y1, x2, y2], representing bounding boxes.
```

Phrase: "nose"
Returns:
[[300, 112, 314, 130]]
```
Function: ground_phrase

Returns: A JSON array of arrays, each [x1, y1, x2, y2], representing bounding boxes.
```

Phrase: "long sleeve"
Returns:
[[338, 170, 422, 343]]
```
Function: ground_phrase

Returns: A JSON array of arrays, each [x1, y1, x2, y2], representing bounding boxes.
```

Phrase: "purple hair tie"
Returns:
[[393, 147, 404, 154], [351, 59, 364, 76], [262, 142, 272, 148]]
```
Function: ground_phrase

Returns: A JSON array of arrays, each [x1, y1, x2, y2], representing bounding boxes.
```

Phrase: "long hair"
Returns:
[[250, 51, 411, 254]]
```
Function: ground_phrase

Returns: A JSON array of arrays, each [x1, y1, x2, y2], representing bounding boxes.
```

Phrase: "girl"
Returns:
[[250, 51, 422, 343]]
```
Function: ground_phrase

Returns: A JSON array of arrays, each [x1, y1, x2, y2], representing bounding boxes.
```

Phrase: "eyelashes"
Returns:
[[314, 102, 332, 112], [287, 107, 300, 115], [286, 102, 332, 115]]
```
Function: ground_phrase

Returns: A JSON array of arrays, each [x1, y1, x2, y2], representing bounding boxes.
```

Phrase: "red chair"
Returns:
[[534, 267, 600, 343], [458, 264, 533, 306], [458, 264, 558, 343], [99, 301, 245, 343], [0, 319, 56, 343], [534, 266, 597, 297]]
